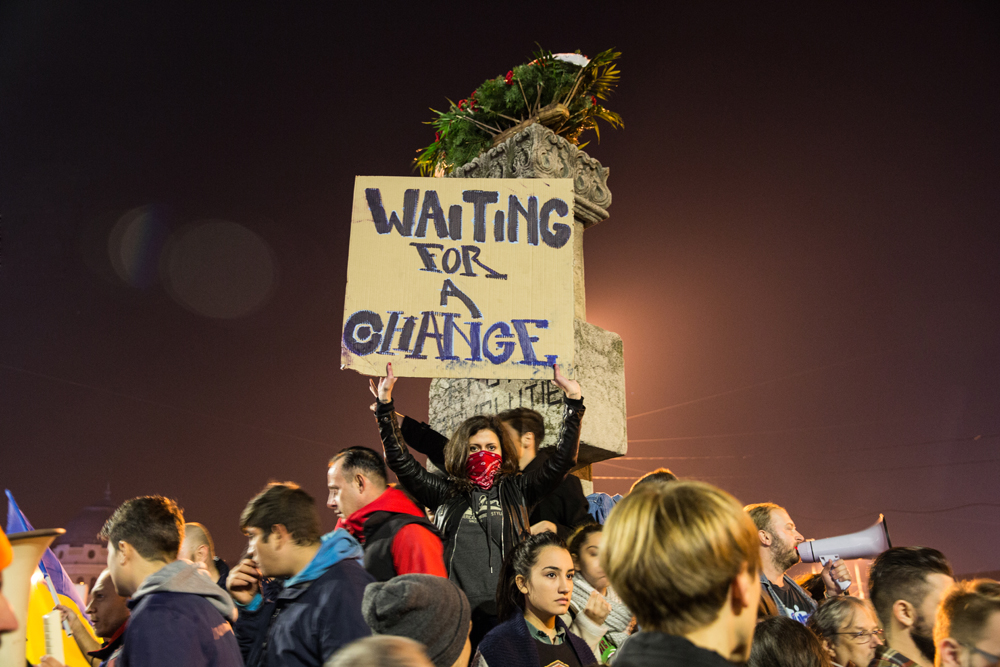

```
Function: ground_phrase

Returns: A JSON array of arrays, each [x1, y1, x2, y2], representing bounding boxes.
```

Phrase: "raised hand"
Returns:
[[55, 604, 86, 638], [821, 557, 852, 594], [582, 589, 612, 625], [372, 362, 397, 404], [552, 364, 582, 400], [55, 603, 99, 654]]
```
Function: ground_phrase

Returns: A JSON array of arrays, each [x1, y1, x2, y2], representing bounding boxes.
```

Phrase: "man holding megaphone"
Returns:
[[745, 503, 853, 623]]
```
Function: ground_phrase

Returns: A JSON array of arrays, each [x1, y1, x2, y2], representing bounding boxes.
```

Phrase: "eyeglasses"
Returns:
[[832, 629, 884, 643], [961, 642, 1000, 666]]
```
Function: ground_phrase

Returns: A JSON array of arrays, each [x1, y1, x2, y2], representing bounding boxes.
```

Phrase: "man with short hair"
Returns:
[[601, 480, 762, 666], [399, 407, 590, 539], [629, 467, 678, 493], [934, 579, 1000, 667], [179, 522, 230, 589], [744, 502, 850, 622], [498, 407, 591, 538], [869, 546, 955, 667], [57, 569, 130, 666], [229, 482, 373, 667], [100, 495, 242, 667], [327, 447, 445, 581]]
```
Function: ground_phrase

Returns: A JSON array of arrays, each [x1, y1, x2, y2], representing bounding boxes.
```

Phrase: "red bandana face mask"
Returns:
[[466, 450, 502, 490]]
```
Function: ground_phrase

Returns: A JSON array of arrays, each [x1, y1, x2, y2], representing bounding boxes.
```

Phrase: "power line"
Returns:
[[626, 414, 954, 443], [608, 433, 999, 461], [627, 350, 894, 421], [597, 454, 1000, 480]]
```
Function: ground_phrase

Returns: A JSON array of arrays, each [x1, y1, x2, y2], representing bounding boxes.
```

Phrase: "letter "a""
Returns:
[[439, 279, 482, 319]]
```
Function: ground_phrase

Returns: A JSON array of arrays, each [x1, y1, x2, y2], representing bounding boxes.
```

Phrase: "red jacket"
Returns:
[[340, 487, 447, 578]]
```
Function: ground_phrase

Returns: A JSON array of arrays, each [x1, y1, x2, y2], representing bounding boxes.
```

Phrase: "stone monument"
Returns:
[[430, 123, 626, 492]]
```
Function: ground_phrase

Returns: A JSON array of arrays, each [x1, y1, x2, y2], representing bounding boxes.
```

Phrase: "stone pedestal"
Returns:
[[429, 124, 627, 469], [429, 319, 626, 467]]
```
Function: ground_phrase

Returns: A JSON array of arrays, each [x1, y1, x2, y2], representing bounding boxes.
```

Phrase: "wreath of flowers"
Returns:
[[415, 48, 623, 176]]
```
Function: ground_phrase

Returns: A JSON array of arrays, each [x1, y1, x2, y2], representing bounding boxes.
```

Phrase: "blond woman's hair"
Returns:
[[601, 480, 760, 635]]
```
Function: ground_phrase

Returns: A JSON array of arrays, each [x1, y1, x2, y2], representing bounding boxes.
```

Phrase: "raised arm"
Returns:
[[522, 364, 585, 508], [373, 363, 452, 510], [369, 379, 448, 468]]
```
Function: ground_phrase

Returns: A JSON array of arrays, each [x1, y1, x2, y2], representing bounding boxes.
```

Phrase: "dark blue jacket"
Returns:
[[234, 529, 374, 667], [476, 615, 595, 667], [121, 561, 243, 667]]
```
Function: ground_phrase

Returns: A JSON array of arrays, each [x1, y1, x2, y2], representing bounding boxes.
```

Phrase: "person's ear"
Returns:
[[759, 529, 772, 547], [515, 574, 528, 595], [521, 432, 535, 450], [820, 638, 837, 660], [937, 637, 962, 667], [271, 524, 290, 549], [893, 599, 915, 629], [730, 564, 756, 614], [354, 473, 366, 494], [116, 541, 131, 565]]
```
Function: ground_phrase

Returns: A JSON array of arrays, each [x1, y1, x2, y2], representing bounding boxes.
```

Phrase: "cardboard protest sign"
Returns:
[[342, 176, 575, 379]]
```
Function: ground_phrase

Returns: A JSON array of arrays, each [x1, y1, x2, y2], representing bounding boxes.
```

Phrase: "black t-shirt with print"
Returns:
[[772, 580, 817, 623], [535, 640, 582, 667]]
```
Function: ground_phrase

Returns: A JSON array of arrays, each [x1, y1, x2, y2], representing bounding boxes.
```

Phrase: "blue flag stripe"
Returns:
[[5, 489, 90, 620]]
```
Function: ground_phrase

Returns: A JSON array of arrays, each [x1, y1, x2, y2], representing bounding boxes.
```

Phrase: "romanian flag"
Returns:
[[5, 490, 99, 667]]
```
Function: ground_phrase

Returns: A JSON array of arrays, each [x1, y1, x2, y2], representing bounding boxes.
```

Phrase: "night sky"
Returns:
[[2, 3, 998, 575]]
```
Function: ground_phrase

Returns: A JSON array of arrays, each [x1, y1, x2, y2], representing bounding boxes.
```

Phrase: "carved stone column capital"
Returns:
[[448, 123, 612, 228]]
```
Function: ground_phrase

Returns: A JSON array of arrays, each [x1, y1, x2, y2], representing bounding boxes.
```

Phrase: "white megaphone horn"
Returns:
[[797, 514, 892, 591]]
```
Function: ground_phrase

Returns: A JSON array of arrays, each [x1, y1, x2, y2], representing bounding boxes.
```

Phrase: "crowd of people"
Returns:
[[0, 363, 997, 667]]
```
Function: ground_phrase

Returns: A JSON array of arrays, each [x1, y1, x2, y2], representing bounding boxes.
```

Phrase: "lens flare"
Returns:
[[162, 220, 276, 319], [108, 205, 169, 288]]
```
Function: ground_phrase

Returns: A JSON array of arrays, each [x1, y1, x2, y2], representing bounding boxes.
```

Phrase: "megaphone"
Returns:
[[0, 528, 64, 667], [797, 514, 892, 591]]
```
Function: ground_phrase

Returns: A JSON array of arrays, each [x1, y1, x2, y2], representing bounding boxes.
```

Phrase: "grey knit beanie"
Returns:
[[362, 574, 471, 667]]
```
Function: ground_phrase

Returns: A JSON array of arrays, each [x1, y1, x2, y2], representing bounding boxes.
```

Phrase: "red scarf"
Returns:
[[466, 450, 502, 490]]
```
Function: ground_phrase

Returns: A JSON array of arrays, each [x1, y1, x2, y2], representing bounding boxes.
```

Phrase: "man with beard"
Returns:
[[868, 546, 954, 667], [744, 502, 851, 623]]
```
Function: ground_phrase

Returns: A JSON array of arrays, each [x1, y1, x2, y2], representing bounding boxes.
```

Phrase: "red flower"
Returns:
[[591, 96, 597, 105], [435, 131, 441, 142], [458, 99, 467, 110], [505, 70, 513, 85]]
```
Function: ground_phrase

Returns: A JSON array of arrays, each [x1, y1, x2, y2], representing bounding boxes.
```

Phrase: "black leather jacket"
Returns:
[[375, 397, 585, 571]]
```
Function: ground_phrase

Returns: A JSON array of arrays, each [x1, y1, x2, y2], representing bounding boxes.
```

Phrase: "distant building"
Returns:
[[53, 486, 116, 601]]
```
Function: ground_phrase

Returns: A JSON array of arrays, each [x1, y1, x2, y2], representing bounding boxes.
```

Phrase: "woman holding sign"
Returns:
[[372, 362, 584, 652]]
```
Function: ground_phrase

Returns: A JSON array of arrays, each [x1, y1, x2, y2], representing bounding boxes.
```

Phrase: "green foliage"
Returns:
[[415, 48, 624, 176]]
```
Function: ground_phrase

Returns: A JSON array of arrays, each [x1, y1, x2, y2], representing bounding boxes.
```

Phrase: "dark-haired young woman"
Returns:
[[373, 362, 584, 649], [747, 616, 834, 667], [473, 532, 596, 667], [561, 523, 634, 664]]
